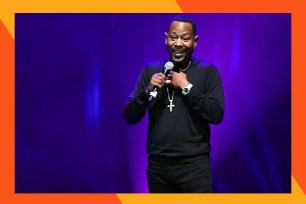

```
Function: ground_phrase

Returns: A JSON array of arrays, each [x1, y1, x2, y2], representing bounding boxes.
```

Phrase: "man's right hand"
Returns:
[[146, 73, 167, 94]]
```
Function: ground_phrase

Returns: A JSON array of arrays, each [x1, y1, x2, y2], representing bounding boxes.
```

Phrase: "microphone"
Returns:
[[148, 61, 174, 102]]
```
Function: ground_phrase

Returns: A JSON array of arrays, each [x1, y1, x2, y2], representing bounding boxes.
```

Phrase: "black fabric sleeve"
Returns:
[[185, 65, 224, 124], [123, 68, 150, 124]]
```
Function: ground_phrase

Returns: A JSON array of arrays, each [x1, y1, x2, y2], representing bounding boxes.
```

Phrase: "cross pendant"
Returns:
[[167, 100, 175, 112]]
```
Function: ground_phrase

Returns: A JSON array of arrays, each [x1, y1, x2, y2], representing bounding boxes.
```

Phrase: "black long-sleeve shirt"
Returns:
[[124, 58, 224, 157]]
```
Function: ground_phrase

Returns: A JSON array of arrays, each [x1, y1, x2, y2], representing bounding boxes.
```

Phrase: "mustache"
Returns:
[[172, 48, 185, 52]]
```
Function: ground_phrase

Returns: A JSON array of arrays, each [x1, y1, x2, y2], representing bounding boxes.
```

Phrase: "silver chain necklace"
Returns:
[[165, 60, 191, 112], [166, 87, 175, 112], [180, 60, 192, 72]]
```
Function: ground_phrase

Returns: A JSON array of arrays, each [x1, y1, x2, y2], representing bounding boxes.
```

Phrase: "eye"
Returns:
[[182, 36, 190, 41], [170, 36, 177, 41]]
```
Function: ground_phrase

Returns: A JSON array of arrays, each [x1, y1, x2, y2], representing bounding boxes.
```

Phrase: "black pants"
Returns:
[[146, 154, 212, 193]]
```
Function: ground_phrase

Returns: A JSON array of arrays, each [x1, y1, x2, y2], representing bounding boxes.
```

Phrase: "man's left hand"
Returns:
[[166, 71, 190, 89]]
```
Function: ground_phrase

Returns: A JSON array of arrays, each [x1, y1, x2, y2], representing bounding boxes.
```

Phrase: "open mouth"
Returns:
[[173, 51, 184, 57], [174, 53, 183, 57]]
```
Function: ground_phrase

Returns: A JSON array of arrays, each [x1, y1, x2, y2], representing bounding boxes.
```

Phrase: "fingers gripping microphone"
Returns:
[[148, 62, 174, 102]]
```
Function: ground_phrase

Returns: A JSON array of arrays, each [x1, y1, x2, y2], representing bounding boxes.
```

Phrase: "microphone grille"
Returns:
[[164, 62, 174, 70]]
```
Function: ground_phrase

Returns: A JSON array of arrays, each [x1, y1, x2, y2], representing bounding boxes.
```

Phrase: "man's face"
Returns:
[[165, 21, 198, 64]]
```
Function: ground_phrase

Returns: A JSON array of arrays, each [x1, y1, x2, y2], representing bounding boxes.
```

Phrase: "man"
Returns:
[[124, 15, 224, 193]]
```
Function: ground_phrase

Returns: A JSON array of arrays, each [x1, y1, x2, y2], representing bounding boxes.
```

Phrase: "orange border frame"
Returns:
[[1, 0, 306, 203]]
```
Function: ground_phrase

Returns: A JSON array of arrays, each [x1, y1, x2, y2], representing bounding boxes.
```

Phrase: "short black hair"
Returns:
[[167, 15, 197, 35]]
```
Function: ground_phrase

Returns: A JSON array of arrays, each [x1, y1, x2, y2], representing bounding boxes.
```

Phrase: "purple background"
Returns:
[[15, 14, 291, 193]]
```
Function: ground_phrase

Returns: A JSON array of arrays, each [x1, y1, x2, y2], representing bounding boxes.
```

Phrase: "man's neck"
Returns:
[[172, 58, 192, 71]]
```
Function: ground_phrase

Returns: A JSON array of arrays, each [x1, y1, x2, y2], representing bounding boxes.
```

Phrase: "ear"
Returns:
[[194, 35, 199, 47], [164, 32, 168, 44]]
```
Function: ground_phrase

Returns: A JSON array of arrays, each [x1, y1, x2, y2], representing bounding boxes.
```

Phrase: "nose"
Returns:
[[175, 38, 183, 46]]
